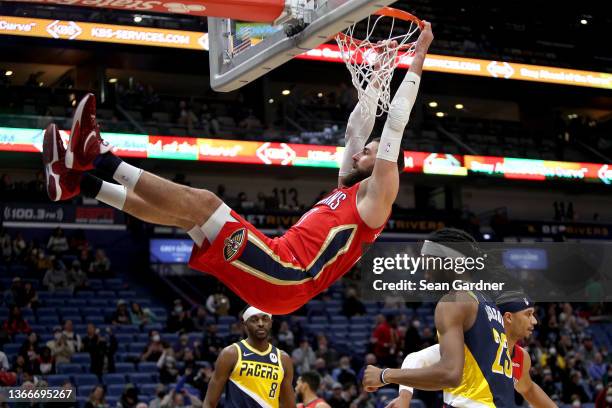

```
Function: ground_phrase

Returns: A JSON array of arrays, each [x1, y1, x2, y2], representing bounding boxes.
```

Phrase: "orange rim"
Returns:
[[335, 7, 423, 50], [373, 7, 423, 29]]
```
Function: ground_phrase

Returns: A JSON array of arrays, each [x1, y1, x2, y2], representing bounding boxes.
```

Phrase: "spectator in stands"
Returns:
[[22, 282, 39, 309], [176, 100, 198, 134], [19, 332, 39, 362], [66, 260, 88, 293], [205, 293, 230, 317], [314, 358, 335, 390], [112, 299, 131, 325], [32, 248, 53, 275], [277, 321, 295, 351], [188, 362, 213, 396], [595, 385, 612, 408], [12, 232, 27, 261], [118, 384, 139, 408], [69, 230, 89, 255], [33, 346, 55, 375], [159, 387, 202, 408], [0, 350, 9, 372], [78, 248, 94, 273], [174, 334, 193, 361], [200, 324, 223, 363], [563, 371, 592, 403], [226, 322, 243, 345], [46, 327, 73, 364], [588, 353, 607, 382], [403, 318, 422, 355], [90, 249, 112, 278], [0, 228, 11, 262], [191, 306, 209, 332], [315, 334, 338, 368], [2, 305, 31, 337], [331, 355, 356, 386], [293, 337, 317, 375], [129, 302, 156, 327], [149, 384, 168, 408], [157, 348, 179, 384], [349, 388, 376, 408], [11, 355, 33, 380], [166, 300, 194, 333], [342, 287, 365, 318], [140, 330, 164, 362], [62, 320, 81, 352], [328, 382, 349, 408], [82, 325, 117, 377], [3, 277, 26, 308], [47, 227, 69, 256], [84, 384, 108, 408], [370, 315, 397, 366], [43, 259, 69, 292]]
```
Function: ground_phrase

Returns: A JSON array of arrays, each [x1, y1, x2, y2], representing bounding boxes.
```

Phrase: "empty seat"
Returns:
[[97, 290, 116, 298], [76, 291, 96, 299], [63, 315, 83, 323], [140, 384, 158, 396], [137, 362, 158, 373], [57, 363, 83, 374], [107, 384, 126, 397], [73, 374, 98, 386], [46, 374, 70, 387], [71, 353, 91, 365], [77, 384, 95, 397], [118, 291, 136, 298], [115, 325, 139, 334], [129, 343, 147, 353], [88, 299, 109, 307], [37, 307, 56, 316], [103, 373, 126, 385], [66, 299, 87, 307], [115, 334, 135, 344], [129, 373, 154, 385], [84, 315, 104, 324], [114, 363, 136, 373], [38, 315, 60, 325]]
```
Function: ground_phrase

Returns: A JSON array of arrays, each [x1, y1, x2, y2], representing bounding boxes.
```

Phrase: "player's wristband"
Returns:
[[380, 368, 390, 385]]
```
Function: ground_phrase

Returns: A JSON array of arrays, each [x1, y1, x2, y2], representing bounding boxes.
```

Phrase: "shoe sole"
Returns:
[[43, 124, 62, 201], [66, 93, 94, 169]]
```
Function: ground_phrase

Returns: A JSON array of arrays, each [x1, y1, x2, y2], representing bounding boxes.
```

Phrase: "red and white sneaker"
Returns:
[[43, 123, 82, 202], [65, 93, 112, 171]]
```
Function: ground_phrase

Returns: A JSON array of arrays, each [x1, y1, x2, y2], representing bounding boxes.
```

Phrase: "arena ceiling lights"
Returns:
[[1, 126, 611, 185], [0, 15, 610, 90]]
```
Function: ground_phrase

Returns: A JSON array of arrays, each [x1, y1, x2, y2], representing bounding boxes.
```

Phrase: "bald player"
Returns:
[[203, 306, 294, 408]]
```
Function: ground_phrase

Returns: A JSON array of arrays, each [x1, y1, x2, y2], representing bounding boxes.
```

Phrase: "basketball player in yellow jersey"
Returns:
[[204, 306, 295, 408], [363, 228, 516, 407]]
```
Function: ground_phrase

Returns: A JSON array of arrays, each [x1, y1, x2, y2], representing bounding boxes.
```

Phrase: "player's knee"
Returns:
[[188, 188, 223, 221]]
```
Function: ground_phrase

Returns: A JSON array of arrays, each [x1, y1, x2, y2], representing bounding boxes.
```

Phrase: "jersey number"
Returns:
[[491, 328, 513, 379], [269, 382, 278, 398]]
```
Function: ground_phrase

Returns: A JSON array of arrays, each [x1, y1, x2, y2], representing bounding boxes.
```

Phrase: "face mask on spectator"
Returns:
[[152, 335, 161, 342], [606, 396, 612, 404], [54, 333, 62, 340], [595, 384, 604, 392], [175, 306, 183, 313]]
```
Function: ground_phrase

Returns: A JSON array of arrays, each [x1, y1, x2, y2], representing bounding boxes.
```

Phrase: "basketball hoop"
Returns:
[[335, 7, 423, 117]]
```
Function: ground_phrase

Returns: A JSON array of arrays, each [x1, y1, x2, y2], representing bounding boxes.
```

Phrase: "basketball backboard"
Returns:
[[208, 0, 399, 92]]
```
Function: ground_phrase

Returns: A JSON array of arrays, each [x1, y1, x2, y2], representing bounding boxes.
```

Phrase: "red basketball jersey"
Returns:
[[512, 345, 525, 384]]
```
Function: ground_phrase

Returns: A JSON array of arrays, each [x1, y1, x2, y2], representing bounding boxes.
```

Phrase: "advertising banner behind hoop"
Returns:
[[1, 126, 610, 184], [298, 44, 612, 90], [4, 0, 284, 22], [0, 15, 208, 50]]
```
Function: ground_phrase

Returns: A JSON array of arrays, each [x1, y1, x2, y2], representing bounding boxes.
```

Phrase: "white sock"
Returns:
[[113, 162, 143, 191], [96, 181, 127, 210]]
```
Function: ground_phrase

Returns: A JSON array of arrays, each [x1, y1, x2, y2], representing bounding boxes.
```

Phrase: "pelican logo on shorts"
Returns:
[[224, 228, 246, 261], [269, 352, 278, 364]]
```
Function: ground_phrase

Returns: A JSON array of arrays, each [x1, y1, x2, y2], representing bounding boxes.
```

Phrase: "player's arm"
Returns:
[[279, 351, 296, 408], [203, 345, 238, 408], [515, 348, 558, 408], [363, 297, 471, 391], [357, 22, 433, 229]]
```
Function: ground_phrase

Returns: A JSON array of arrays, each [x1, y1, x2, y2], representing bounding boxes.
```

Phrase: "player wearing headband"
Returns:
[[41, 24, 433, 314], [385, 292, 556, 408], [203, 306, 294, 408], [363, 228, 515, 408]]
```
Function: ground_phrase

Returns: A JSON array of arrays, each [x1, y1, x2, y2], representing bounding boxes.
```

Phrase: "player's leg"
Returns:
[[65, 93, 222, 229]]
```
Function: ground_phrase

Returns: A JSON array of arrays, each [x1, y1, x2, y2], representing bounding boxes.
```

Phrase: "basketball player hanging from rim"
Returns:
[[42, 22, 434, 314]]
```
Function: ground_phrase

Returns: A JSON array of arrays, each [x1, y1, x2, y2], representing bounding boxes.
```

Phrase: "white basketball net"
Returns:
[[335, 12, 421, 117]]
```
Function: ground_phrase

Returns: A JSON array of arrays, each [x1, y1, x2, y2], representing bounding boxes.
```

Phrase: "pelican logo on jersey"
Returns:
[[238, 360, 281, 380], [317, 191, 347, 210], [224, 228, 246, 261]]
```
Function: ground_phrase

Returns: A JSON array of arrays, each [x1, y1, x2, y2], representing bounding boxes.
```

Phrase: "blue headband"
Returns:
[[497, 297, 533, 315]]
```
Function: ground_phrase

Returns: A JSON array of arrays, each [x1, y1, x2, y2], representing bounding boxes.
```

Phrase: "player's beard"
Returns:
[[342, 167, 371, 187]]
